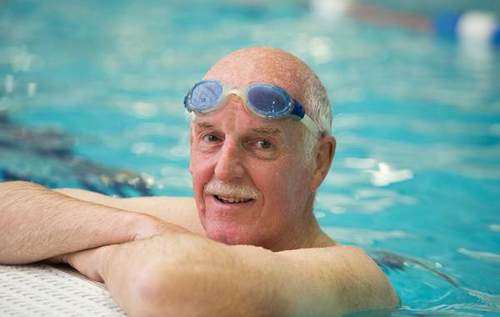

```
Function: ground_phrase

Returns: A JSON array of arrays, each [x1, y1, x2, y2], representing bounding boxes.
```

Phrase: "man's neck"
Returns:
[[266, 215, 335, 252]]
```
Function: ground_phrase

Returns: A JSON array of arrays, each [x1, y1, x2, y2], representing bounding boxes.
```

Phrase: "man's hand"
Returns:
[[49, 216, 194, 273], [61, 226, 194, 284], [60, 247, 110, 282], [129, 215, 193, 240]]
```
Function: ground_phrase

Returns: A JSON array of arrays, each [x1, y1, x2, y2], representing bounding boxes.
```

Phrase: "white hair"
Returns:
[[302, 72, 332, 162]]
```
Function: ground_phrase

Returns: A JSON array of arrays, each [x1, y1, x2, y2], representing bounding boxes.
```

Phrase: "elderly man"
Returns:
[[0, 47, 398, 316]]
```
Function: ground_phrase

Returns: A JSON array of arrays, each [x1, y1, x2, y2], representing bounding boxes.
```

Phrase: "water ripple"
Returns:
[[323, 226, 412, 245], [458, 248, 500, 263]]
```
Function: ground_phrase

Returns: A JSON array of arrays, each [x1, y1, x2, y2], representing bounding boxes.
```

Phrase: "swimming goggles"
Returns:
[[184, 80, 320, 135]]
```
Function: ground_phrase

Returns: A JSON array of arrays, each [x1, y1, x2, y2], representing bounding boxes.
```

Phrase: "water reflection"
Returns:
[[367, 162, 413, 187], [323, 226, 412, 245], [317, 188, 416, 214], [458, 248, 500, 263]]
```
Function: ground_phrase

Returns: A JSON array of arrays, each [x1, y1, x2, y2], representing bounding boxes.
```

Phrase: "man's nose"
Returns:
[[214, 139, 245, 181]]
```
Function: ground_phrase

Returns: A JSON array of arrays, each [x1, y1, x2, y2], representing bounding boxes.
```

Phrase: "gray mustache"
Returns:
[[204, 180, 259, 199]]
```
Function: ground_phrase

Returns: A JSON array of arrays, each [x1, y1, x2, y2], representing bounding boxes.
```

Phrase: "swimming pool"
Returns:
[[1, 0, 499, 315]]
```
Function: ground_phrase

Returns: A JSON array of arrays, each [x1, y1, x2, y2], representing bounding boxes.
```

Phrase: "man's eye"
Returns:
[[202, 134, 221, 143], [255, 139, 273, 150], [242, 138, 280, 159]]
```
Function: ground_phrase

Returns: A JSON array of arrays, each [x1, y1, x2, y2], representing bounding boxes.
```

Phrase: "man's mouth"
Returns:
[[213, 195, 254, 204]]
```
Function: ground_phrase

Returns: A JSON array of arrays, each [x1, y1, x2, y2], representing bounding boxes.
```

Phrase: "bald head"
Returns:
[[203, 47, 332, 134], [204, 47, 310, 106], [199, 47, 332, 160]]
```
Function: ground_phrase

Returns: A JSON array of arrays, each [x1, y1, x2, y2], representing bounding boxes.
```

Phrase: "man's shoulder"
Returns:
[[273, 242, 399, 314]]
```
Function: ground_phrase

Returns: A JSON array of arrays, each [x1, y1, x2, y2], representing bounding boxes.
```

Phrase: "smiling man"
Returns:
[[189, 52, 334, 251], [0, 47, 398, 316]]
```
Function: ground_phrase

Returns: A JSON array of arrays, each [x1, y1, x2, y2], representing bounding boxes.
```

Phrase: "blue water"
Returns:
[[1, 1, 499, 315]]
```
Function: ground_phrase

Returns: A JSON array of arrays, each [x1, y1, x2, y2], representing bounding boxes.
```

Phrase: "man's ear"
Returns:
[[309, 135, 336, 192], [188, 127, 194, 175]]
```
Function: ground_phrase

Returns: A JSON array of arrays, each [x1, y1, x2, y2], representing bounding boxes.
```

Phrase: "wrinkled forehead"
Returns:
[[190, 94, 305, 143], [202, 49, 309, 106], [190, 102, 304, 148]]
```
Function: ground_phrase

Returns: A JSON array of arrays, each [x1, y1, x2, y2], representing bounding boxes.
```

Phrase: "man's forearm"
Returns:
[[91, 235, 285, 317], [0, 181, 154, 264], [89, 235, 397, 317], [95, 236, 342, 317]]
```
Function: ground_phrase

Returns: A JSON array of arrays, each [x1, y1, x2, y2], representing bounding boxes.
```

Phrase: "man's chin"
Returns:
[[204, 223, 260, 246], [201, 198, 264, 245]]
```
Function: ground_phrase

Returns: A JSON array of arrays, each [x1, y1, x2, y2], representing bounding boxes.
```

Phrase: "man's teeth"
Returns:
[[215, 195, 252, 203]]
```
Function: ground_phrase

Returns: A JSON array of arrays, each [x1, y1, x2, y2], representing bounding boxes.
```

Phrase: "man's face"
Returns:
[[189, 93, 315, 249]]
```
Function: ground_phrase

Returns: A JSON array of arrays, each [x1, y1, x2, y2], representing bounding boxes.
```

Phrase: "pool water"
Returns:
[[1, 1, 499, 316]]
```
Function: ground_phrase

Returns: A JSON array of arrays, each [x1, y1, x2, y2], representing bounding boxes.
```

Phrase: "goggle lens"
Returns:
[[190, 81, 223, 112], [185, 80, 321, 135], [247, 85, 290, 117]]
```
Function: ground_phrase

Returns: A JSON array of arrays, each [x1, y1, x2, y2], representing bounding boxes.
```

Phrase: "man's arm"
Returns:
[[69, 233, 398, 317], [276, 246, 399, 316], [0, 181, 185, 264], [54, 188, 205, 235]]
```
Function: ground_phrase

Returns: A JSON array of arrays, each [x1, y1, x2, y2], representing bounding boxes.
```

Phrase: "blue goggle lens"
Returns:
[[185, 81, 296, 119], [247, 85, 290, 117], [189, 81, 223, 112], [185, 81, 319, 135]]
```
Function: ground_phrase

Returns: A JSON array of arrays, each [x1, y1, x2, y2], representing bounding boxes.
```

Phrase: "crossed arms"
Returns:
[[0, 181, 399, 316]]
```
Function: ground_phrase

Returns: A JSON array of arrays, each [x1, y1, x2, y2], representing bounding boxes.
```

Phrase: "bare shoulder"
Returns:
[[297, 244, 395, 290], [328, 245, 400, 313], [279, 244, 399, 314], [55, 188, 204, 235]]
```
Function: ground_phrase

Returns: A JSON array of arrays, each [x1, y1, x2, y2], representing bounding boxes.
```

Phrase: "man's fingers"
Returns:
[[46, 254, 69, 264], [63, 248, 106, 282]]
